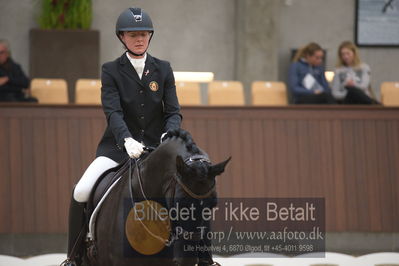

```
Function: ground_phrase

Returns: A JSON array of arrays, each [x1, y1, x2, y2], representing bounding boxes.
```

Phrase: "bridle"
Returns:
[[127, 153, 216, 247], [176, 154, 215, 199]]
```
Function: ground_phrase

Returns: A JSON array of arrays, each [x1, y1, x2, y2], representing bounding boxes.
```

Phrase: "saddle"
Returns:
[[87, 148, 155, 212], [86, 150, 154, 241], [87, 158, 129, 213]]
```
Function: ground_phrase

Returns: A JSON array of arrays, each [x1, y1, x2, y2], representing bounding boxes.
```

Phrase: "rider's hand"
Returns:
[[124, 137, 144, 158]]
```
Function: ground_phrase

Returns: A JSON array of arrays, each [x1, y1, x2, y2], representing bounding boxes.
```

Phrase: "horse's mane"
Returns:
[[164, 129, 200, 154]]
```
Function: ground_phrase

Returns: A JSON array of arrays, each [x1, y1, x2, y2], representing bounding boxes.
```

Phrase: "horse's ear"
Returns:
[[209, 157, 231, 177], [176, 155, 186, 174]]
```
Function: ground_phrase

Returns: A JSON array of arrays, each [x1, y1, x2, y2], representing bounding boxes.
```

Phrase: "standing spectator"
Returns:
[[0, 39, 37, 102], [288, 42, 335, 104], [332, 41, 377, 104]]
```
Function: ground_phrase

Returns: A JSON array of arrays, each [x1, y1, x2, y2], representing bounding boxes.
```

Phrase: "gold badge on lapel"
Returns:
[[149, 81, 159, 92]]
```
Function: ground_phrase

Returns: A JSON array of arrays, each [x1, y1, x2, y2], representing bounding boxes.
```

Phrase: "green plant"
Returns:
[[39, 0, 92, 29]]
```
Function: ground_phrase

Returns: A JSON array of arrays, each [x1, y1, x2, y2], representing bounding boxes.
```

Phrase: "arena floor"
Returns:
[[1, 252, 399, 266]]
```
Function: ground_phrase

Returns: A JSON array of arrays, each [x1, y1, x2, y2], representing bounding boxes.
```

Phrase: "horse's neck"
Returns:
[[137, 151, 178, 197]]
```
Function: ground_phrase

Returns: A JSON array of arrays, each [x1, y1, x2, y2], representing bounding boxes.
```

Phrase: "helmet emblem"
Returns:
[[133, 14, 142, 22], [130, 8, 143, 22]]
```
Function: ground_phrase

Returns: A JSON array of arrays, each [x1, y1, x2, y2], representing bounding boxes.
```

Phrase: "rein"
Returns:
[[129, 158, 174, 246], [127, 153, 215, 247]]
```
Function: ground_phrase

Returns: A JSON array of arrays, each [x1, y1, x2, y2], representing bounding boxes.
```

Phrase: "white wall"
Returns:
[[1, 0, 398, 98], [91, 0, 236, 80], [0, 0, 40, 73], [1, 0, 236, 80]]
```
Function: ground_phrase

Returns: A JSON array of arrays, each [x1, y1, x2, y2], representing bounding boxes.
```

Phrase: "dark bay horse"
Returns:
[[87, 129, 230, 266]]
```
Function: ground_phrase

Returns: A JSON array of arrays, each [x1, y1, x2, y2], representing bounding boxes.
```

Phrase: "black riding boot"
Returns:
[[60, 194, 86, 266]]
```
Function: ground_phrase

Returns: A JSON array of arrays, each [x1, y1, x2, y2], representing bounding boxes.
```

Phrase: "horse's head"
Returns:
[[162, 129, 230, 265], [172, 155, 230, 266], [161, 128, 231, 199], [175, 154, 231, 198]]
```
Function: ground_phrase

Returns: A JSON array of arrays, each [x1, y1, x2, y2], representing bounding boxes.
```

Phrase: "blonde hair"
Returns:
[[336, 41, 361, 67], [292, 42, 323, 62]]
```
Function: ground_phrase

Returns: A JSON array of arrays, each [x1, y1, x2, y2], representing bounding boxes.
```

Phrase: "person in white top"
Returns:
[[332, 41, 378, 104]]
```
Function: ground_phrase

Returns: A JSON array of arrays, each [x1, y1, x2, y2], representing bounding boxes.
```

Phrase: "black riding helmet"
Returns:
[[116, 7, 154, 57]]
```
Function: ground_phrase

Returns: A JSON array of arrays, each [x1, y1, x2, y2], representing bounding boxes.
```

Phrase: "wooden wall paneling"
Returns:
[[223, 119, 241, 198], [181, 119, 194, 137], [32, 119, 46, 233], [0, 118, 11, 232], [89, 119, 105, 151], [272, 119, 287, 197], [218, 117, 233, 166], [356, 120, 370, 231], [1, 105, 399, 233], [239, 118, 254, 198], [262, 120, 277, 197], [363, 120, 382, 231], [235, 117, 248, 198], [44, 119, 59, 232], [319, 120, 335, 231], [385, 120, 399, 231], [331, 120, 347, 231], [250, 119, 265, 198], [284, 120, 300, 197], [78, 118, 95, 170], [205, 119, 219, 163], [308, 120, 323, 198], [56, 119, 70, 232], [391, 121, 399, 231], [188, 118, 206, 149], [67, 119, 83, 186], [375, 120, 394, 231], [296, 120, 311, 198], [9, 118, 23, 233], [229, 117, 239, 197], [21, 118, 35, 233], [346, 119, 361, 231], [341, 120, 357, 231], [215, 118, 232, 196], [390, 121, 399, 231], [384, 120, 396, 231]]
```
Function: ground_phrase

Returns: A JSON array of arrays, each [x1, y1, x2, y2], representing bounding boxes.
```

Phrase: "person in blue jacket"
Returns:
[[288, 42, 335, 104]]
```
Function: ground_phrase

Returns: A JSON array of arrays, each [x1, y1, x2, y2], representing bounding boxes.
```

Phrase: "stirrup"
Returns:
[[60, 258, 77, 266]]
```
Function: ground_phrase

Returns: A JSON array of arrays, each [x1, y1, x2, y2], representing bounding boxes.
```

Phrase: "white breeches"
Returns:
[[73, 156, 119, 202]]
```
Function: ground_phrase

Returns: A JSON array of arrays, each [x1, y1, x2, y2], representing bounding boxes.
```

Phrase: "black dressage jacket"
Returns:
[[96, 53, 182, 162]]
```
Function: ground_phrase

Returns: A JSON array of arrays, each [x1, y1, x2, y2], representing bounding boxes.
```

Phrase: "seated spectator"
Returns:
[[0, 39, 37, 102], [332, 41, 378, 104], [288, 42, 335, 104]]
